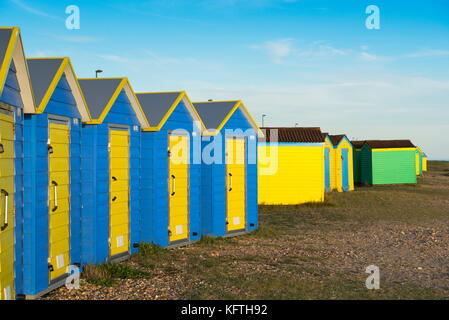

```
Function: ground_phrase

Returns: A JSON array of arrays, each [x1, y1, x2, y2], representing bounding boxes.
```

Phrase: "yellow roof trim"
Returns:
[[35, 57, 69, 113], [182, 92, 208, 133], [126, 80, 151, 129], [0, 27, 18, 99], [83, 78, 127, 124], [372, 148, 416, 152], [195, 100, 264, 137], [82, 78, 150, 128], [141, 91, 184, 132]]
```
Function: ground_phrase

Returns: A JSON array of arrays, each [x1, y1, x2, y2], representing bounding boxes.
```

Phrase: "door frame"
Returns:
[[47, 114, 71, 285], [108, 124, 131, 260], [324, 147, 330, 192], [167, 130, 190, 246], [341, 148, 349, 192], [224, 134, 247, 235]]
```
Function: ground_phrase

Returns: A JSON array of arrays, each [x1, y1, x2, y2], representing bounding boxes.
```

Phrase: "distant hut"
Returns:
[[258, 127, 325, 204], [360, 140, 417, 185]]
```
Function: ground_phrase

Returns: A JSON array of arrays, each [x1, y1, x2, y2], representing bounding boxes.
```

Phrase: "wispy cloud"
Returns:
[[10, 0, 63, 21], [404, 48, 449, 58], [46, 33, 100, 43], [251, 39, 348, 64], [251, 38, 293, 64]]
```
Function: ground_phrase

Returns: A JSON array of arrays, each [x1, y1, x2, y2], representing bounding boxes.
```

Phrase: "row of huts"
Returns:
[[257, 128, 427, 205], [0, 27, 262, 299], [0, 27, 428, 300]]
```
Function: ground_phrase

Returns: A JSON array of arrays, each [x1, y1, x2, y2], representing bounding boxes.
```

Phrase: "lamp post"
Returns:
[[262, 114, 267, 127], [95, 69, 103, 78]]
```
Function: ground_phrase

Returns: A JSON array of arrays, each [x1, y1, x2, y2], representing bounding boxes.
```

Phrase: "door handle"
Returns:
[[112, 196, 117, 202], [171, 175, 176, 196], [112, 176, 117, 181], [1, 189, 8, 231], [52, 181, 58, 212], [47, 145, 53, 154], [228, 173, 233, 191], [0, 143, 4, 154]]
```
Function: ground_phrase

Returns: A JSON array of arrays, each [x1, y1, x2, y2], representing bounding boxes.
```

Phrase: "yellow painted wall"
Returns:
[[324, 138, 336, 190], [334, 139, 354, 192], [258, 144, 325, 205], [423, 157, 427, 172]]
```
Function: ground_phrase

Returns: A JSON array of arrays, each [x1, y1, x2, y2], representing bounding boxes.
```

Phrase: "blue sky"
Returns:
[[2, 0, 448, 158]]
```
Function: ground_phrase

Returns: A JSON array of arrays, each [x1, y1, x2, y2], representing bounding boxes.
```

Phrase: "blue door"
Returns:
[[324, 148, 330, 192], [342, 148, 349, 191]]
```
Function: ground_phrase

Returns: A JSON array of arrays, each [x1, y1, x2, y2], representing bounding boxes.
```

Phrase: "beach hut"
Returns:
[[328, 135, 354, 192], [258, 127, 325, 205], [422, 153, 428, 172], [0, 27, 34, 300], [360, 140, 417, 185], [351, 140, 365, 185], [193, 100, 262, 237], [322, 133, 334, 192], [415, 147, 424, 176], [136, 91, 203, 248], [78, 78, 149, 264], [23, 57, 90, 298]]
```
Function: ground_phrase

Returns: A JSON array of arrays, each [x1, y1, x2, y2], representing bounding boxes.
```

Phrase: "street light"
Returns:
[[95, 69, 103, 78], [262, 114, 267, 127]]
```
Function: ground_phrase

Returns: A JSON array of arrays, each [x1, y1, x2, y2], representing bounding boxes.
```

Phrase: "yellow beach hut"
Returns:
[[258, 127, 325, 205], [328, 135, 354, 192]]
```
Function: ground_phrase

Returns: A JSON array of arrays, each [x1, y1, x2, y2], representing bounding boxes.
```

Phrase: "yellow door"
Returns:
[[109, 129, 130, 257], [226, 137, 246, 233], [0, 107, 15, 300], [48, 121, 70, 282], [168, 134, 189, 243]]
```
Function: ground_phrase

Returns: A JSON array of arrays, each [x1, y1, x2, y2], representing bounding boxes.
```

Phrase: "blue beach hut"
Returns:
[[78, 78, 149, 264], [136, 91, 203, 248], [193, 100, 262, 238], [23, 57, 91, 298], [0, 27, 35, 300]]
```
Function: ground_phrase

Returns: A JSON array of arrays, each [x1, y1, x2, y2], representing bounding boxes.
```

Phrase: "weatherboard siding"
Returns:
[[201, 107, 258, 237], [140, 100, 201, 247], [372, 150, 416, 185], [80, 89, 141, 265], [334, 138, 354, 192], [0, 62, 25, 297], [324, 138, 336, 191], [353, 149, 362, 184], [360, 145, 372, 184], [23, 75, 82, 296], [258, 144, 324, 205]]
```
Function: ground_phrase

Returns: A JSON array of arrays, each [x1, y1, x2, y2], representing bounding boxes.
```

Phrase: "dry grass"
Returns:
[[43, 161, 449, 300]]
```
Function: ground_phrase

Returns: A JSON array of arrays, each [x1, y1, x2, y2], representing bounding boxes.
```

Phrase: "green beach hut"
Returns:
[[360, 140, 417, 185], [351, 140, 365, 185]]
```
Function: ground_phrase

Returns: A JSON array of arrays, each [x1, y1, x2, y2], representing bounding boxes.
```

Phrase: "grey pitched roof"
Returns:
[[27, 58, 64, 108], [78, 78, 123, 119], [136, 92, 182, 127], [0, 29, 13, 71], [193, 101, 239, 130]]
